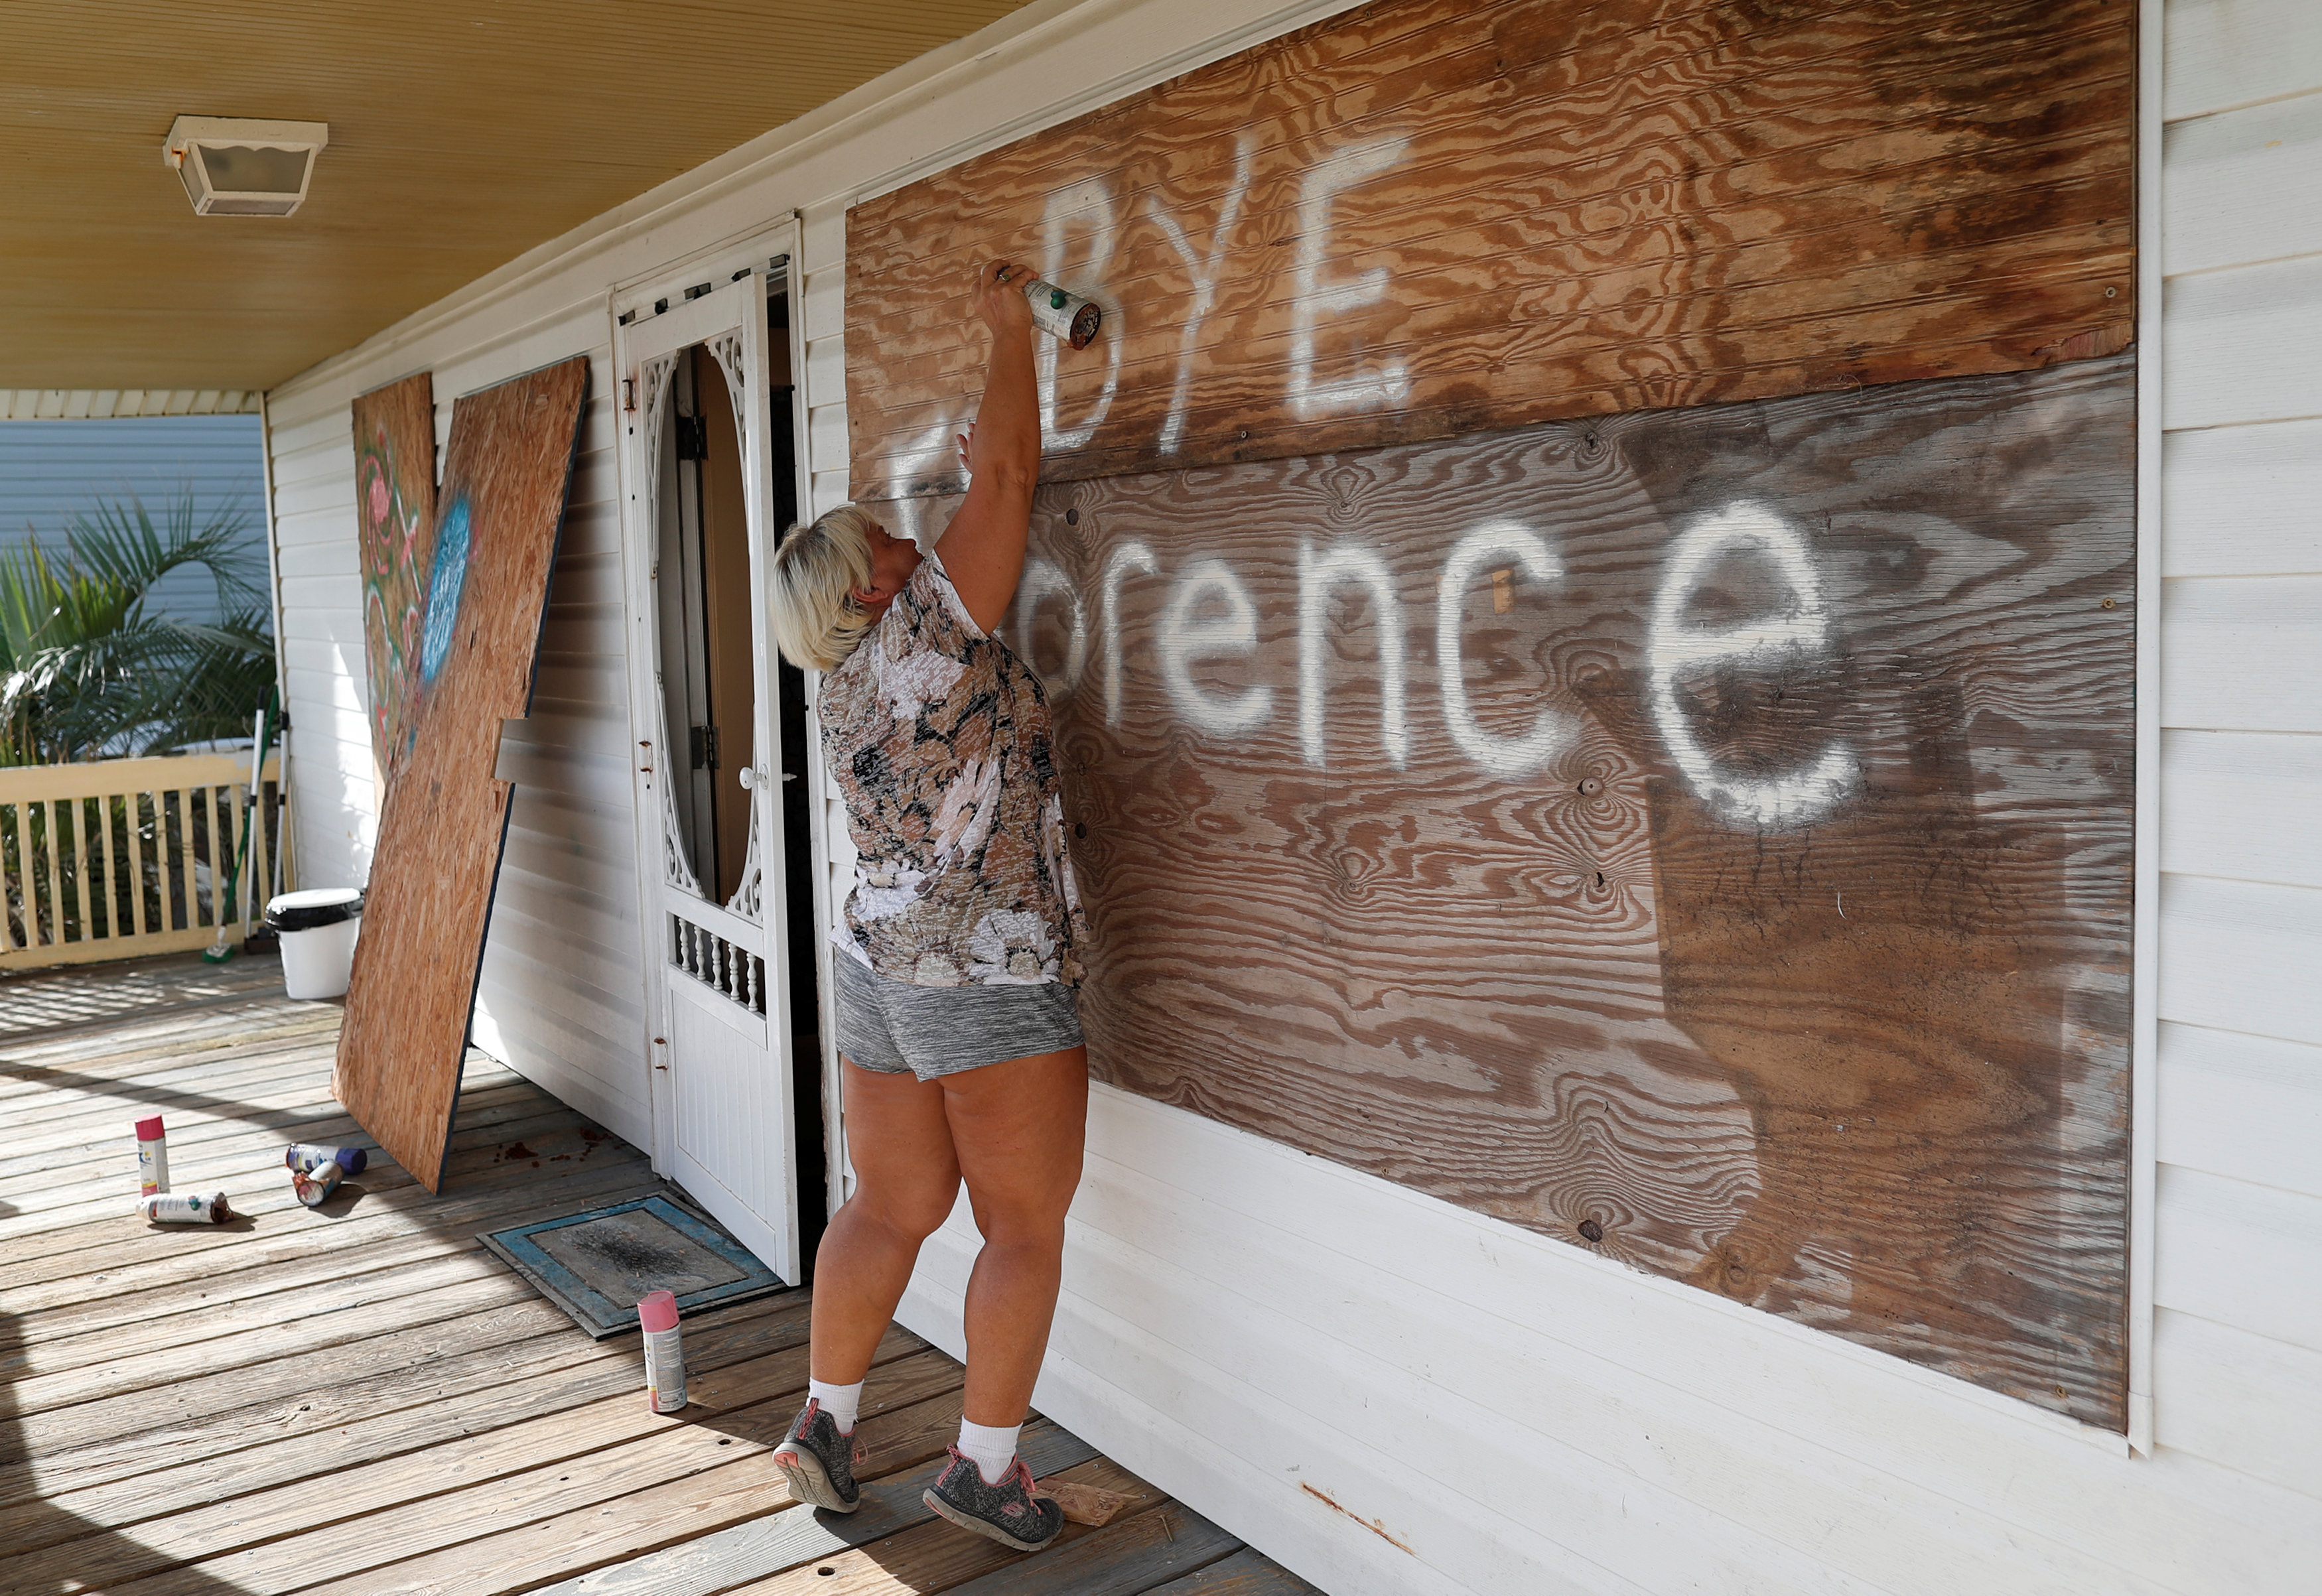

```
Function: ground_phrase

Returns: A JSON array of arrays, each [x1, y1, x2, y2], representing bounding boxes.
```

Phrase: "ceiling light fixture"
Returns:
[[164, 116, 329, 216]]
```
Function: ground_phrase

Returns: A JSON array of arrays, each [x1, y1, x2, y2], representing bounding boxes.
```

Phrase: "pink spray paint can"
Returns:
[[639, 1290, 687, 1413], [135, 1114, 169, 1197], [137, 1191, 233, 1225]]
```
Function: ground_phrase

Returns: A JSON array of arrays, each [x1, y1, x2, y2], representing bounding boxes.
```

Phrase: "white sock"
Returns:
[[808, 1378, 861, 1434], [956, 1418, 1020, 1485]]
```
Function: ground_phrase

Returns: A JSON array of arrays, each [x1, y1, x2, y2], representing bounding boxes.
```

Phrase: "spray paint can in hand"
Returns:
[[291, 1160, 343, 1207], [137, 1191, 233, 1225], [639, 1290, 687, 1414], [135, 1115, 169, 1196], [285, 1144, 368, 1176], [1006, 271, 1103, 350]]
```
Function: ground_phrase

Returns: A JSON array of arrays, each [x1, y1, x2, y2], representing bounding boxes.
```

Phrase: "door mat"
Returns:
[[478, 1192, 787, 1338]]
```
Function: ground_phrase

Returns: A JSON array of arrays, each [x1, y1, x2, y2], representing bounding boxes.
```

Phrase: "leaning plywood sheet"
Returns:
[[847, 0, 2134, 501], [353, 372, 438, 786], [335, 358, 590, 1192], [996, 351, 2134, 1426]]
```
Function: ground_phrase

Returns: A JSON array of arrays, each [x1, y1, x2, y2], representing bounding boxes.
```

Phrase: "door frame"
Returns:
[[608, 219, 813, 1270]]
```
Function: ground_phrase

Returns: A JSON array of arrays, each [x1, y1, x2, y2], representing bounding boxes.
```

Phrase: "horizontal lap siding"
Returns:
[[0, 415, 268, 626], [266, 334, 651, 1152], [2151, 0, 2322, 1509], [267, 404, 375, 887]]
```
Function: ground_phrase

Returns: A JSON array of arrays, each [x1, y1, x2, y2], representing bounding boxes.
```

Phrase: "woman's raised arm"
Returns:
[[934, 260, 1042, 633]]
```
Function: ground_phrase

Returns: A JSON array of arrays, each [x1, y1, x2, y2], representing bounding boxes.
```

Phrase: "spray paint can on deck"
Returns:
[[137, 1191, 232, 1225], [639, 1290, 687, 1413], [291, 1160, 343, 1207], [285, 1144, 368, 1176], [135, 1116, 169, 1196], [1011, 273, 1103, 350]]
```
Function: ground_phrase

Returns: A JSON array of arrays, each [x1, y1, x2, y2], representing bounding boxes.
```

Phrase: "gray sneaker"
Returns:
[[922, 1444, 1065, 1552], [772, 1398, 863, 1512]]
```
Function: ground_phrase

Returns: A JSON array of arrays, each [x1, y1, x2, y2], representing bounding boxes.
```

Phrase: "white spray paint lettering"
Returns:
[[1290, 139, 1412, 419], [1297, 539, 1406, 768], [1150, 135, 1257, 455], [1158, 557, 1273, 735], [1646, 501, 1855, 828], [1436, 520, 1572, 777], [1099, 539, 1158, 727], [1038, 180, 1123, 450]]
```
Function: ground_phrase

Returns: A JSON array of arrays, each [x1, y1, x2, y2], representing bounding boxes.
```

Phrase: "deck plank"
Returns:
[[2, 1156, 659, 1341], [735, 1457, 1165, 1595], [0, 1101, 614, 1254], [0, 951, 1320, 1596], [528, 1420, 1104, 1596], [0, 1106, 633, 1287], [1144, 1549, 1330, 1595], [15, 1330, 935, 1595], [5, 1288, 801, 1520], [935, 1501, 1243, 1596], [301, 1354, 973, 1596]]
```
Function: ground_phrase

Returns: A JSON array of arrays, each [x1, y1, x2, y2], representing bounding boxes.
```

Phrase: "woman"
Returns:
[[763, 259, 1087, 1554]]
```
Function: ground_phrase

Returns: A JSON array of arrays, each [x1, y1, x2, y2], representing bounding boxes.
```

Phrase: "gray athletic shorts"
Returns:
[[833, 951, 1084, 1082]]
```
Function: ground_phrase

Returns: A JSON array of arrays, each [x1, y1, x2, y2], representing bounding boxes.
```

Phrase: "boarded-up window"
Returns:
[[845, 0, 2135, 1428]]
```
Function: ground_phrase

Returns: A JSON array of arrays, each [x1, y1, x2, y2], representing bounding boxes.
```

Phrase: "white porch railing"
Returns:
[[1, 750, 291, 970]]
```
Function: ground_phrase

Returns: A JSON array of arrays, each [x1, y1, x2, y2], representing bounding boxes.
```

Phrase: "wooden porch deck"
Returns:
[[0, 953, 1316, 1596]]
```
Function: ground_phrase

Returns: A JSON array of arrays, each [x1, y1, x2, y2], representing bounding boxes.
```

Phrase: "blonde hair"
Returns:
[[768, 504, 880, 673]]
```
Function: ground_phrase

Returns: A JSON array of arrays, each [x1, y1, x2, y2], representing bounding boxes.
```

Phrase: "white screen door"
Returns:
[[615, 251, 802, 1283]]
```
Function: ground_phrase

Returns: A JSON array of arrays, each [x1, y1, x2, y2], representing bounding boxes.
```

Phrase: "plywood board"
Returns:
[[991, 351, 2133, 1425], [846, 0, 2134, 499], [352, 372, 439, 787], [335, 357, 590, 1192]]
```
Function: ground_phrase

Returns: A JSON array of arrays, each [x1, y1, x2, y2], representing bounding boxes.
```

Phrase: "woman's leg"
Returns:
[[939, 1045, 1089, 1427], [808, 1060, 962, 1386]]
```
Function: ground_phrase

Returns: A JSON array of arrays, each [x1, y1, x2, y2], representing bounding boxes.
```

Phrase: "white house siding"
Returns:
[[261, 0, 2322, 1588], [0, 414, 267, 626], [2150, 0, 2322, 1514]]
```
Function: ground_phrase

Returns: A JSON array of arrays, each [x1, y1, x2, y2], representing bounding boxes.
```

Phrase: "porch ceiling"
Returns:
[[1, 0, 1034, 393]]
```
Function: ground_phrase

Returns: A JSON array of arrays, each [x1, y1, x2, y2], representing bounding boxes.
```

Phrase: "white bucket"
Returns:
[[265, 888, 364, 1001]]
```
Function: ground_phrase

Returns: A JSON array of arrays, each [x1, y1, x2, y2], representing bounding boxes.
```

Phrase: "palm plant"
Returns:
[[0, 494, 276, 765]]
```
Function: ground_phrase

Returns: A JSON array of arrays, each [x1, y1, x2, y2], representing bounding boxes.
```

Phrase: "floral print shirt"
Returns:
[[821, 556, 1087, 988]]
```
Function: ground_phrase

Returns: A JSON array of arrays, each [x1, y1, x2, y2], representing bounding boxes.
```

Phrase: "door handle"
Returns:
[[738, 764, 770, 791]]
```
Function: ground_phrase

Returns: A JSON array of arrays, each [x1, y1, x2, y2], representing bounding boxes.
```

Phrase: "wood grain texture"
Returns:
[[335, 357, 589, 1192], [352, 372, 439, 788], [8, 952, 1318, 1596], [981, 352, 2133, 1424], [1143, 1548, 1328, 1595], [845, 0, 2134, 498], [728, 1457, 1164, 1595]]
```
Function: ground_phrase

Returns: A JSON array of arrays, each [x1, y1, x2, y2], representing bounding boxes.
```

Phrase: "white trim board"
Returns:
[[2128, 0, 2165, 1459]]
